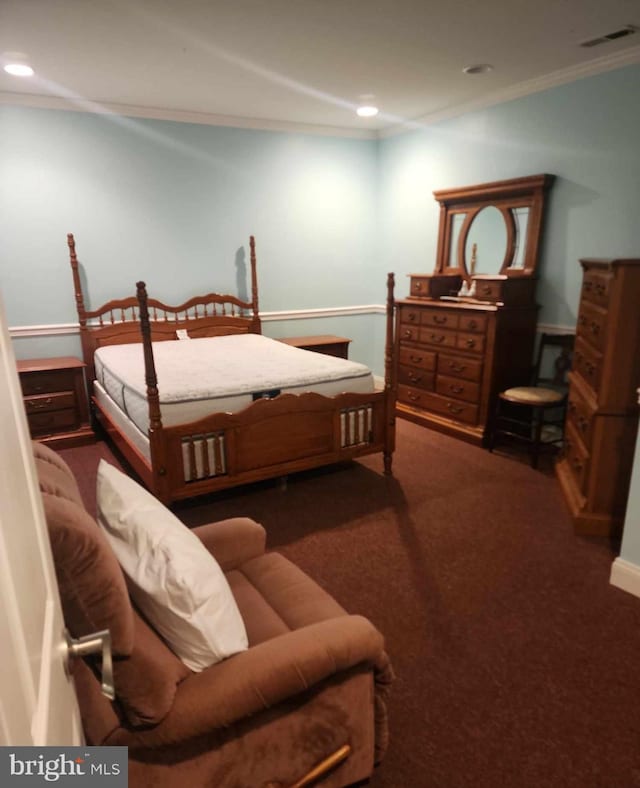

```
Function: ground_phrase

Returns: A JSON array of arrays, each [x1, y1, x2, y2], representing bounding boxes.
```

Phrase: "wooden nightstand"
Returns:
[[17, 356, 94, 448], [278, 335, 351, 359]]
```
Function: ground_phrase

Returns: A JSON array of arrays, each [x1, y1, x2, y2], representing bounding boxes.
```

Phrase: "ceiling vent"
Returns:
[[580, 25, 638, 48]]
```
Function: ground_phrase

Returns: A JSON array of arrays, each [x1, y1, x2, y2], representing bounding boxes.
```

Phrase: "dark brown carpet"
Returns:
[[59, 420, 640, 788]]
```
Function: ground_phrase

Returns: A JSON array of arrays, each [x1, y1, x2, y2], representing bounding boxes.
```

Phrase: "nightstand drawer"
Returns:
[[27, 408, 79, 436], [20, 369, 76, 396], [24, 391, 75, 414]]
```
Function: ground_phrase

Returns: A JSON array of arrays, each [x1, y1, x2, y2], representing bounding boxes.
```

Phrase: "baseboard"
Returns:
[[610, 557, 640, 599]]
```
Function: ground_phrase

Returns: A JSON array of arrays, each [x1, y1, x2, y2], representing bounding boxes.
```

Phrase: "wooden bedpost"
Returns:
[[383, 272, 396, 475], [67, 233, 95, 378], [249, 235, 261, 334], [136, 281, 169, 502]]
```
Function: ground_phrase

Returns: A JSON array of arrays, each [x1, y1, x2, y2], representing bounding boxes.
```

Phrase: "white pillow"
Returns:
[[96, 460, 248, 671]]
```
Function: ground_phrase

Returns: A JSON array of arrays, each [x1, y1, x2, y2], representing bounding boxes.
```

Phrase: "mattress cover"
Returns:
[[94, 333, 374, 434]]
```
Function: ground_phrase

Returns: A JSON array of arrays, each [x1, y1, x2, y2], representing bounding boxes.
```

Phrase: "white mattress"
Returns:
[[94, 333, 374, 435]]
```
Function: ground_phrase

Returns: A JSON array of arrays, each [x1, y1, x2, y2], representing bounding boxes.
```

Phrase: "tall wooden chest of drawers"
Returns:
[[17, 356, 94, 449], [556, 258, 640, 537], [395, 299, 537, 444]]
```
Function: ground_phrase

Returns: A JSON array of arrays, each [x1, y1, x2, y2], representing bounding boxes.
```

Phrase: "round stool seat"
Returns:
[[500, 386, 565, 405]]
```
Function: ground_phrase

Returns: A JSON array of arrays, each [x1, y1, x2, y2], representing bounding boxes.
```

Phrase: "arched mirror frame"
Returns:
[[434, 174, 555, 281]]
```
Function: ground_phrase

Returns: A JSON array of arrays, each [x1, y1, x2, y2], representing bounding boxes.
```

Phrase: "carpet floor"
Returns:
[[59, 419, 640, 788]]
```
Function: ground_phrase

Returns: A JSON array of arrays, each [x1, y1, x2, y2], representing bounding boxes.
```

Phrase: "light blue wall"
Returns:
[[0, 106, 379, 365]]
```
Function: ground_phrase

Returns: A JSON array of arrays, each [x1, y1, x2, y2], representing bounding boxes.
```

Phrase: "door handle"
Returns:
[[65, 629, 114, 700]]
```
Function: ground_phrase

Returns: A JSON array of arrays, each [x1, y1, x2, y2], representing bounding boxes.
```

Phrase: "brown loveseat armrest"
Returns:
[[116, 614, 385, 747], [192, 517, 266, 571]]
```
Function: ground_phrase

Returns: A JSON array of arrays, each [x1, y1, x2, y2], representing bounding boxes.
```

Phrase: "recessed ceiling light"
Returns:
[[462, 64, 493, 75], [4, 63, 34, 77], [357, 105, 379, 118]]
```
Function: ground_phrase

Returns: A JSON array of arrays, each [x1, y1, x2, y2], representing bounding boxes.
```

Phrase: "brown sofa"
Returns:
[[33, 441, 393, 787]]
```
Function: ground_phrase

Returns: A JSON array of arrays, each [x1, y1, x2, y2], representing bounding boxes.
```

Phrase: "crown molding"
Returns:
[[2, 45, 638, 141], [0, 91, 377, 140], [379, 45, 640, 138]]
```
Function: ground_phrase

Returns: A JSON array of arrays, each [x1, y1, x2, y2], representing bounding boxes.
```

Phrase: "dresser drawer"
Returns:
[[421, 310, 459, 330], [398, 323, 422, 343], [581, 269, 612, 308], [398, 367, 435, 390], [573, 338, 602, 394], [398, 346, 436, 371], [456, 332, 485, 355], [24, 391, 75, 415], [563, 422, 590, 493], [419, 327, 457, 349], [398, 385, 478, 424], [27, 408, 79, 437], [576, 300, 608, 354], [459, 313, 487, 333], [438, 353, 483, 382], [567, 387, 594, 448], [435, 374, 480, 404], [20, 369, 76, 396], [399, 306, 422, 326], [474, 279, 503, 301]]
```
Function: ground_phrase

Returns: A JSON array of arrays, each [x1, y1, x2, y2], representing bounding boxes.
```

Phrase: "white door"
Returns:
[[0, 291, 83, 745]]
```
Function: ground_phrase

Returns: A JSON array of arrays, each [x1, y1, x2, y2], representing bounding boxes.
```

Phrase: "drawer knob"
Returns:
[[449, 384, 463, 394], [449, 362, 466, 373], [412, 282, 422, 292], [481, 286, 492, 295], [467, 320, 477, 330], [465, 338, 476, 348], [403, 329, 413, 338], [409, 354, 423, 364], [446, 403, 463, 415], [433, 316, 447, 325], [430, 334, 445, 343], [408, 373, 422, 383], [408, 313, 417, 321]]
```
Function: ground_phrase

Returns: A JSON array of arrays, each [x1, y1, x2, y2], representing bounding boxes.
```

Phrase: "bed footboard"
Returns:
[[146, 391, 389, 503]]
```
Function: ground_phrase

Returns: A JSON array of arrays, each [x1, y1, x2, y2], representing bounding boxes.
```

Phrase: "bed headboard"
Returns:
[[68, 233, 262, 382]]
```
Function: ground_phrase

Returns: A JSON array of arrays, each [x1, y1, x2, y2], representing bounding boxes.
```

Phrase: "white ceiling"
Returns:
[[1, 0, 639, 136]]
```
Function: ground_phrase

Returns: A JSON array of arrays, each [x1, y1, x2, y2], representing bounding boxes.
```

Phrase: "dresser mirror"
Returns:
[[434, 174, 555, 282]]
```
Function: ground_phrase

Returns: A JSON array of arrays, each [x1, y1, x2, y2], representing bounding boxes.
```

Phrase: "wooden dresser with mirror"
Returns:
[[395, 173, 555, 444]]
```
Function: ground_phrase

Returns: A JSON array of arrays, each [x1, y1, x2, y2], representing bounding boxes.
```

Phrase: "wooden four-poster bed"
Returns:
[[68, 234, 397, 504]]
